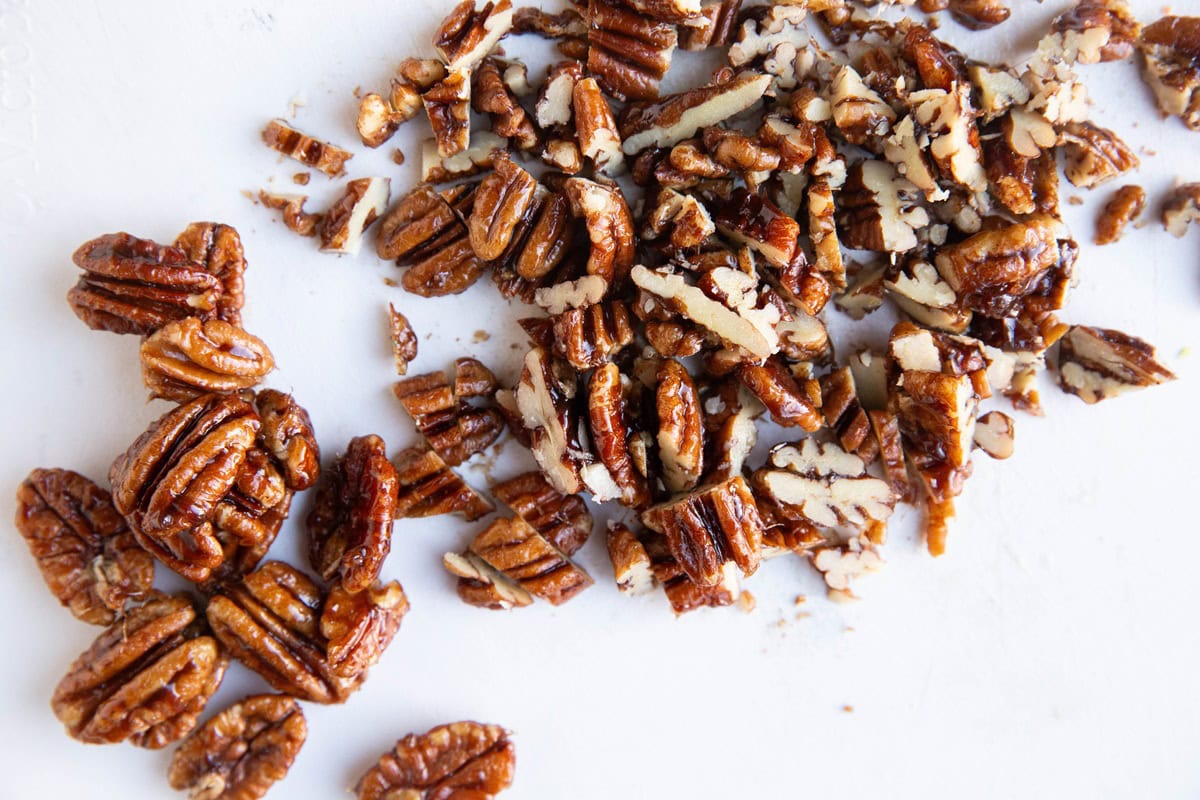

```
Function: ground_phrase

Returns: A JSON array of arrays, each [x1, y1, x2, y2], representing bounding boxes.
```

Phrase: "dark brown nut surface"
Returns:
[[515, 346, 585, 494], [443, 551, 535, 610], [807, 176, 845, 287], [1060, 122, 1139, 189], [902, 23, 968, 92], [1162, 182, 1200, 237], [587, 364, 652, 510], [948, 0, 1010, 30], [207, 561, 362, 703], [355, 721, 515, 800], [307, 435, 399, 594], [110, 393, 260, 582], [656, 359, 704, 494], [394, 359, 504, 467], [68, 233, 223, 336], [168, 694, 306, 800], [680, 0, 742, 50], [141, 318, 275, 402], [512, 190, 575, 282], [258, 192, 323, 237], [642, 529, 741, 615], [254, 390, 320, 491], [14, 468, 154, 625], [550, 300, 634, 370], [423, 69, 473, 158], [261, 120, 352, 177], [320, 176, 391, 255], [837, 161, 928, 254], [469, 155, 539, 261], [641, 475, 764, 587], [206, 475, 292, 590], [474, 58, 538, 150], [378, 184, 468, 263], [321, 581, 409, 678], [174, 222, 246, 327], [389, 304, 419, 376], [491, 471, 593, 556], [394, 445, 495, 521], [52, 594, 227, 748], [564, 177, 637, 285], [1055, 325, 1176, 404], [711, 188, 798, 267], [587, 0, 678, 101], [642, 188, 715, 250], [436, 0, 515, 72], [738, 358, 823, 431], [469, 516, 594, 605], [1138, 16, 1200, 131], [869, 410, 912, 503], [1052, 0, 1141, 63], [514, 6, 587, 41], [1095, 184, 1147, 245]]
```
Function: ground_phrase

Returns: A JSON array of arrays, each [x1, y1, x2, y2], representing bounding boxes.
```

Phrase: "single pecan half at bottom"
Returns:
[[355, 720, 516, 800]]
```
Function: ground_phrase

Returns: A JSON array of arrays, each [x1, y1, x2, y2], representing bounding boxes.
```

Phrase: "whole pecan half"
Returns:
[[548, 300, 635, 370], [320, 580, 409, 678], [382, 184, 489, 298], [587, 0, 678, 101], [168, 694, 307, 800], [140, 318, 275, 402], [52, 594, 227, 748], [307, 435, 400, 594], [174, 222, 246, 327], [206, 561, 363, 703], [14, 468, 154, 625], [254, 390, 321, 491], [469, 155, 540, 261], [491, 471, 594, 556], [656, 359, 704, 493], [68, 233, 223, 336], [355, 721, 516, 800], [393, 445, 495, 521], [586, 364, 652, 510]]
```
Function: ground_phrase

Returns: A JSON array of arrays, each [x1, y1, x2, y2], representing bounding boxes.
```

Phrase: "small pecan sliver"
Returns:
[[394, 445, 495, 521], [321, 581, 409, 678], [68, 232, 223, 336], [435, 0, 515, 73], [168, 694, 307, 800], [657, 359, 704, 494], [52, 594, 227, 748], [174, 222, 246, 327], [389, 304, 419, 376], [444, 551, 535, 610], [491, 471, 593, 556], [262, 119, 353, 177], [141, 318, 275, 402], [355, 721, 516, 800], [255, 390, 321, 491], [258, 192, 323, 238], [587, 365, 651, 510], [307, 435, 400, 594], [207, 561, 363, 704], [14, 468, 154, 625], [641, 475, 764, 587], [470, 516, 594, 605], [1096, 184, 1147, 245], [469, 155, 539, 262]]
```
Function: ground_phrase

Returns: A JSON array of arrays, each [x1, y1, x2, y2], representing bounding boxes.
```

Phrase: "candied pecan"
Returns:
[[821, 367, 879, 462], [207, 562, 362, 703], [753, 439, 895, 532], [813, 539, 883, 595], [320, 177, 391, 255], [258, 192, 322, 237], [656, 359, 704, 493], [321, 580, 409, 678], [711, 187, 798, 268], [728, 5, 809, 94], [52, 594, 226, 747], [443, 550, 534, 609], [837, 160, 930, 253], [738, 358, 822, 431], [254, 390, 319, 491], [357, 80, 423, 148], [830, 65, 896, 145], [140, 318, 274, 402], [422, 131, 508, 184], [436, 0, 514, 72], [656, 555, 739, 615], [514, 6, 587, 40], [645, 319, 708, 358], [174, 222, 245, 326], [168, 694, 306, 800], [681, 0, 742, 50], [605, 521, 656, 595], [587, 365, 652, 509], [575, 76, 625, 175], [469, 516, 594, 605], [207, 448, 290, 566], [14, 468, 154, 625], [983, 136, 1039, 216], [262, 120, 352, 176], [806, 176, 845, 288], [703, 126, 781, 175], [549, 300, 635, 371], [1050, 0, 1141, 63], [620, 73, 773, 154], [972, 410, 1015, 460], [641, 475, 763, 586], [423, 69, 473, 158], [307, 435, 399, 593], [643, 188, 715, 250], [1059, 122, 1139, 189], [68, 233, 223, 336], [948, 0, 1009, 30], [510, 191, 576, 282], [1055, 325, 1175, 404], [468, 156, 539, 262], [868, 409, 911, 502], [473, 58, 538, 150], [391, 190, 489, 298], [389, 304, 419, 376], [1138, 16, 1200, 131], [1096, 184, 1147, 245], [587, 0, 677, 101], [394, 359, 505, 466], [901, 24, 968, 92], [884, 258, 972, 334], [1163, 182, 1200, 237], [491, 471, 593, 555], [393, 445, 494, 521], [564, 177, 637, 285], [514, 347, 584, 494], [535, 60, 584, 141], [109, 393, 260, 582], [378, 184, 467, 262], [355, 721, 515, 800]]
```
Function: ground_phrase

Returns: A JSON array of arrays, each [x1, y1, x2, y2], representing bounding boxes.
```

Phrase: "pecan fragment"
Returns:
[[712, 188, 798, 267], [393, 445, 495, 521], [514, 347, 583, 494], [606, 521, 656, 595], [620, 73, 773, 154], [574, 76, 625, 175], [1162, 182, 1200, 238], [738, 358, 823, 431], [469, 155, 539, 261], [320, 580, 409, 678], [258, 192, 322, 237], [469, 516, 594, 604], [1138, 16, 1200, 131], [680, 0, 742, 51], [549, 300, 634, 370], [492, 471, 593, 556], [643, 188, 715, 250], [973, 410, 1015, 459], [394, 358, 504, 466], [821, 367, 879, 462], [357, 80, 423, 148], [948, 0, 1009, 30], [422, 131, 508, 184], [564, 177, 637, 285], [389, 304, 419, 376], [1095, 184, 1146, 245], [254, 390, 320, 491], [423, 69, 473, 158], [355, 721, 515, 800], [261, 120, 352, 177], [320, 177, 390, 255], [174, 222, 246, 326], [753, 439, 895, 531], [656, 359, 704, 493], [141, 318, 275, 402], [435, 0, 515, 73], [167, 695, 307, 800], [587, 364, 652, 509], [587, 0, 678, 101], [473, 58, 538, 150], [1055, 325, 1175, 404], [1059, 122, 1138, 189], [14, 468, 154, 625], [443, 551, 534, 609], [383, 185, 488, 298], [837, 160, 930, 253], [1050, 0, 1141, 63]]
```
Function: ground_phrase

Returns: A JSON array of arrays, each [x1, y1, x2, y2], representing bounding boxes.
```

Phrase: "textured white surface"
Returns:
[[1, 1, 1199, 798]]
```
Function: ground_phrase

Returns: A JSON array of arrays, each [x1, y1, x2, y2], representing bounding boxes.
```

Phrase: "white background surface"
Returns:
[[1, 1, 1199, 798]]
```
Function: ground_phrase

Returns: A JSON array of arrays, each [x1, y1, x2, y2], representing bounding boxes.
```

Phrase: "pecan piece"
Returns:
[[949, 0, 1010, 30], [207, 561, 363, 703], [389, 303, 419, 376], [321, 580, 409, 678], [492, 471, 593, 556], [258, 192, 322, 237], [357, 80, 423, 148], [394, 359, 505, 466], [1138, 16, 1200, 131], [821, 367, 879, 462], [587, 364, 652, 509], [422, 131, 509, 184], [1096, 184, 1146, 244], [973, 410, 1015, 459], [469, 155, 539, 261], [587, 0, 678, 101], [435, 0, 515, 73], [656, 359, 704, 493], [711, 188, 798, 267], [174, 222, 246, 327], [52, 594, 226, 747], [443, 551, 534, 609], [605, 521, 657, 595], [837, 160, 930, 253], [140, 318, 275, 402], [620, 73, 772, 154], [574, 76, 625, 176], [549, 300, 635, 370], [307, 435, 399, 594], [830, 65, 896, 145], [564, 177, 637, 285], [643, 188, 715, 250], [1050, 0, 1141, 63], [68, 233, 222, 336], [680, 0, 742, 51], [753, 439, 895, 531], [207, 447, 291, 576], [1060, 122, 1138, 189], [738, 357, 823, 431], [261, 120, 352, 177], [394, 445, 494, 521], [388, 186, 488, 298], [473, 58, 538, 150], [355, 721, 515, 800], [168, 695, 307, 800], [423, 69, 473, 158], [320, 177, 391, 255], [469, 516, 594, 604], [14, 468, 154, 625], [514, 347, 584, 494], [1163, 182, 1200, 237], [254, 390, 320, 491], [1055, 325, 1175, 404], [641, 475, 764, 586]]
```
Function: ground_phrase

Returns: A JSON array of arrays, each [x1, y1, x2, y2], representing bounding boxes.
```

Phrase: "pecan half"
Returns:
[[1096, 184, 1146, 245], [564, 177, 637, 285], [641, 530, 741, 614], [549, 300, 635, 370], [737, 357, 823, 431], [1163, 182, 1200, 237], [52, 594, 227, 748], [254, 390, 320, 491], [261, 120, 352, 177], [68, 233, 223, 336], [619, 72, 773, 154], [320, 580, 409, 678], [174, 222, 246, 327], [469, 155, 539, 261], [14, 468, 154, 625], [1055, 325, 1175, 404], [435, 0, 515, 73], [1060, 122, 1139, 189], [656, 359, 704, 493], [753, 439, 895, 532], [307, 435, 400, 594], [389, 304, 419, 376], [575, 76, 625, 175], [469, 516, 594, 605], [949, 0, 1010, 30], [393, 445, 494, 521], [355, 721, 516, 800], [386, 185, 488, 298], [205, 448, 292, 585], [587, 0, 678, 101], [141, 318, 275, 402], [393, 359, 505, 466], [491, 471, 593, 556], [167, 695, 307, 800], [587, 364, 652, 509], [423, 69, 473, 158], [320, 177, 391, 255], [473, 58, 538, 150], [1138, 16, 1200, 131]]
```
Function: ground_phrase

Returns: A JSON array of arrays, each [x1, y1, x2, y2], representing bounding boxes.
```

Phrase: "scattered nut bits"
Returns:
[[320, 177, 391, 255], [464, 515, 594, 606], [1137, 16, 1200, 132], [1095, 184, 1146, 244], [355, 721, 516, 800], [1162, 182, 1200, 238], [1055, 325, 1176, 404], [261, 120, 353, 177]]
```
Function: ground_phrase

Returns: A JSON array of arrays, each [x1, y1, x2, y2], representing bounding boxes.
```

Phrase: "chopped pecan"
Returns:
[[821, 367, 879, 462], [869, 409, 912, 501], [587, 0, 678, 101], [492, 471, 593, 555], [422, 131, 508, 184], [983, 136, 1041, 215], [972, 410, 1015, 459], [948, 0, 1010, 30], [702, 382, 761, 483], [469, 155, 539, 261], [357, 79, 424, 148], [423, 69, 473, 158], [711, 189, 798, 267], [1060, 121, 1139, 188], [656, 359, 704, 493], [753, 439, 895, 531], [258, 192, 323, 237], [1050, 0, 1141, 63], [167, 695, 306, 800], [703, 125, 781, 178], [564, 177, 637, 285], [1163, 182, 1200, 237], [644, 319, 708, 358], [656, 555, 739, 614], [641, 475, 764, 586], [680, 0, 743, 51], [729, 5, 810, 94], [813, 539, 882, 595], [514, 347, 584, 494], [435, 0, 515, 72], [830, 65, 896, 145], [1096, 184, 1146, 244], [52, 594, 226, 748], [515, 6, 587, 41], [14, 468, 154, 625], [643, 188, 716, 250], [902, 23, 968, 92], [885, 258, 972, 334], [393, 445, 494, 521], [968, 64, 1030, 121], [389, 304, 419, 376], [261, 120, 353, 177], [1055, 325, 1175, 404], [321, 580, 409, 678], [738, 357, 823, 431], [535, 60, 584, 136], [140, 318, 275, 402], [1138, 16, 1200, 131], [443, 551, 534, 609], [393, 359, 505, 466], [587, 364, 652, 509], [469, 516, 594, 604], [68, 233, 223, 336], [837, 160, 930, 253], [534, 275, 609, 314], [174, 222, 245, 327], [807, 176, 845, 288], [619, 73, 773, 154], [355, 721, 515, 800], [606, 521, 657, 595], [835, 262, 886, 320], [307, 435, 399, 593], [320, 177, 391, 255], [549, 300, 635, 370], [910, 85, 987, 193], [574, 76, 625, 176], [254, 390, 320, 491], [473, 58, 538, 150]]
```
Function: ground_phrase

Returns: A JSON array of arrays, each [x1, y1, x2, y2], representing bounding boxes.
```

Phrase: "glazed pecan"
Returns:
[[207, 561, 362, 703], [492, 471, 592, 556], [737, 358, 823, 431], [443, 551, 534, 610], [422, 131, 508, 184], [564, 177, 637, 285], [174, 222, 246, 326], [109, 393, 260, 582], [701, 382, 760, 484], [206, 448, 291, 580], [807, 176, 845, 288], [643, 188, 715, 250], [1096, 184, 1147, 245], [711, 188, 798, 267], [680, 0, 743, 51], [168, 695, 306, 800], [656, 359, 704, 494], [502, 190, 576, 285], [393, 358, 505, 467], [641, 475, 764, 586], [68, 233, 223, 336], [355, 721, 515, 800], [869, 409, 912, 502], [587, 364, 652, 509], [52, 594, 227, 748], [469, 155, 539, 261], [1056, 325, 1175, 404], [574, 76, 625, 175], [620, 73, 773, 154], [473, 58, 538, 150], [385, 185, 488, 298], [423, 69, 473, 158], [605, 521, 656, 595], [14, 468, 154, 625], [830, 64, 896, 145], [357, 80, 423, 148], [388, 304, 419, 378], [254, 390, 320, 491], [261, 120, 352, 177], [140, 318, 275, 402], [837, 160, 929, 254], [535, 60, 584, 141], [973, 410, 1016, 459], [393, 445, 494, 521], [320, 177, 391, 255], [514, 6, 587, 41], [435, 0, 515, 72], [515, 348, 585, 494], [948, 0, 1009, 30], [1138, 16, 1200, 131], [1050, 0, 1141, 63], [1060, 122, 1139, 189], [902, 23, 968, 92], [821, 367, 879, 462], [307, 435, 400, 594], [728, 5, 809, 95], [258, 192, 323, 238], [548, 300, 635, 370], [321, 580, 409, 678], [468, 516, 594, 605], [1163, 182, 1200, 237], [587, 0, 678, 101]]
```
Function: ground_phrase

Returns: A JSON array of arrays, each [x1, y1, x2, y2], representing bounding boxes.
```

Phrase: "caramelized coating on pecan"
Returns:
[[423, 69, 473, 158], [973, 410, 1015, 459], [380, 185, 487, 297], [469, 155, 539, 261], [1162, 182, 1200, 237], [473, 58, 538, 150], [208, 447, 290, 568], [512, 191, 576, 282], [14, 468, 154, 625], [643, 188, 715, 250], [737, 358, 823, 431], [469, 516, 594, 605], [68, 233, 223, 336], [140, 318, 275, 402], [606, 521, 657, 595], [436, 0, 515, 73], [514, 6, 587, 41], [491, 471, 593, 556], [321, 580, 409, 678], [1051, 0, 1141, 63], [320, 176, 391, 255], [444, 550, 535, 609], [174, 222, 246, 327], [1055, 325, 1176, 404], [307, 435, 400, 594], [837, 160, 929, 254], [1060, 122, 1139, 189], [587, 0, 678, 101], [357, 80, 423, 148], [258, 192, 323, 237], [549, 300, 635, 370], [355, 721, 516, 800], [753, 439, 895, 532], [948, 0, 1010, 30], [656, 359, 705, 493], [389, 304, 419, 376], [1095, 184, 1147, 245], [711, 188, 798, 267], [564, 177, 637, 285], [644, 530, 741, 615], [393, 445, 495, 521], [261, 120, 352, 177], [587, 364, 652, 509], [821, 367, 879, 462], [394, 359, 505, 467], [514, 346, 584, 494], [254, 390, 320, 491], [680, 0, 743, 51], [575, 76, 625, 175], [168, 695, 307, 800], [1138, 16, 1200, 131], [620, 74, 773, 155], [868, 410, 912, 502], [52, 594, 227, 748]]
